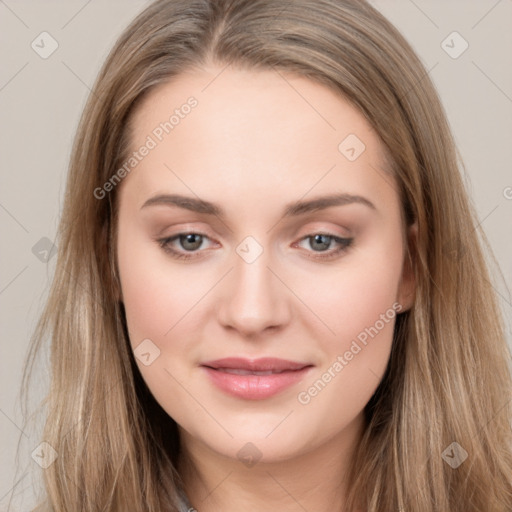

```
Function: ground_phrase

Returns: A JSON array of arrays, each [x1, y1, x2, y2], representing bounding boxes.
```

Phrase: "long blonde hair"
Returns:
[[22, 0, 512, 510]]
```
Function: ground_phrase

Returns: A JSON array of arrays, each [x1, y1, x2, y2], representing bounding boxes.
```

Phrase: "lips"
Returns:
[[200, 357, 313, 400]]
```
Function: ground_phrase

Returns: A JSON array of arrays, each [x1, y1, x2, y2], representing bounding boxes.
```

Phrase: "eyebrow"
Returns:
[[140, 192, 376, 218]]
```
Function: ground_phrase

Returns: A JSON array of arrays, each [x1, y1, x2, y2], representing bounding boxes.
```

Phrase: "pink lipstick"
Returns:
[[201, 357, 313, 400]]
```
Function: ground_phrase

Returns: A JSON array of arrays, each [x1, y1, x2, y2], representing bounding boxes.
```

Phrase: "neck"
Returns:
[[178, 413, 365, 512]]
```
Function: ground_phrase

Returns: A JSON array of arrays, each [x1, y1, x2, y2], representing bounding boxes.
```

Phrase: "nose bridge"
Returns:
[[217, 240, 290, 335]]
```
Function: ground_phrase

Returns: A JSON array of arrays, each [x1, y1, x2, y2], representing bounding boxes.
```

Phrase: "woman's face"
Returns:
[[116, 64, 415, 464]]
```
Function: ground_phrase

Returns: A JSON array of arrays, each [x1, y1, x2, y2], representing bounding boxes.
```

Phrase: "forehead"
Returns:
[[121, 65, 398, 216]]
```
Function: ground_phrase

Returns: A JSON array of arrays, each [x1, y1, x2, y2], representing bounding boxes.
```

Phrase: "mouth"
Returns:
[[202, 357, 310, 372], [213, 368, 293, 375], [200, 357, 313, 400]]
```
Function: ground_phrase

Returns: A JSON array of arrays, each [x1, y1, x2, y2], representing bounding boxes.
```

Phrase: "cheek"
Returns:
[[117, 231, 207, 419], [118, 234, 207, 346], [291, 233, 403, 407], [297, 238, 403, 347]]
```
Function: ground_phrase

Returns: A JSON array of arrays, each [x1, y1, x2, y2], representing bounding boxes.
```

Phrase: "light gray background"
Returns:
[[1, 1, 511, 510]]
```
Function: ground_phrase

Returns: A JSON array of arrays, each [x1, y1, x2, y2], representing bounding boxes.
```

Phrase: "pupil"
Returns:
[[311, 234, 331, 251], [181, 234, 202, 251]]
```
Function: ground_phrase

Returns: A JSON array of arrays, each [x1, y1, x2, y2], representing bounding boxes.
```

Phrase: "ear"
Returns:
[[396, 221, 417, 312]]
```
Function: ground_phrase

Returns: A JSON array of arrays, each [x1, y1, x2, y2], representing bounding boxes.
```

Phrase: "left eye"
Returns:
[[297, 234, 342, 252], [157, 232, 353, 260], [295, 233, 353, 257]]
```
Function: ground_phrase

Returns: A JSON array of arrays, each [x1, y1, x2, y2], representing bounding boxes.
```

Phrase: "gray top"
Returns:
[[177, 488, 195, 512]]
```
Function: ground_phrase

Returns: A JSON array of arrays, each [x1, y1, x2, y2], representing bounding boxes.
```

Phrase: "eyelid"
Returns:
[[293, 221, 352, 239]]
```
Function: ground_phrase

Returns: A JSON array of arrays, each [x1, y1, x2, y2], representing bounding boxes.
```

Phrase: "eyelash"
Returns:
[[156, 232, 353, 261]]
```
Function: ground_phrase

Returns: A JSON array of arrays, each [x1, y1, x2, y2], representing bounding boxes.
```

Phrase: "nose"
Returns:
[[216, 246, 292, 337]]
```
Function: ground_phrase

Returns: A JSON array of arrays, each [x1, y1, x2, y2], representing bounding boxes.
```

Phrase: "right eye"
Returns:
[[157, 232, 217, 260]]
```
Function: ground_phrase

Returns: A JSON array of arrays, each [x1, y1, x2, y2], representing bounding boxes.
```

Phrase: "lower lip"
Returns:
[[201, 366, 312, 400]]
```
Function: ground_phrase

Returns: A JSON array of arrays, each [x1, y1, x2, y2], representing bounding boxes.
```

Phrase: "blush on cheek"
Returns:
[[308, 270, 401, 346], [118, 237, 193, 342]]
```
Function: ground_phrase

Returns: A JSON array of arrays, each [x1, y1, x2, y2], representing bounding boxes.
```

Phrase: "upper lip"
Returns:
[[201, 357, 311, 372]]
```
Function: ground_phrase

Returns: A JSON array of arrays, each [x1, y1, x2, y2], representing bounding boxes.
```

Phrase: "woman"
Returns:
[[23, 0, 512, 510]]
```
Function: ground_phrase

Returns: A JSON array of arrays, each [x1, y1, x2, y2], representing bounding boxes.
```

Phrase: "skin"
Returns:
[[116, 63, 416, 512]]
